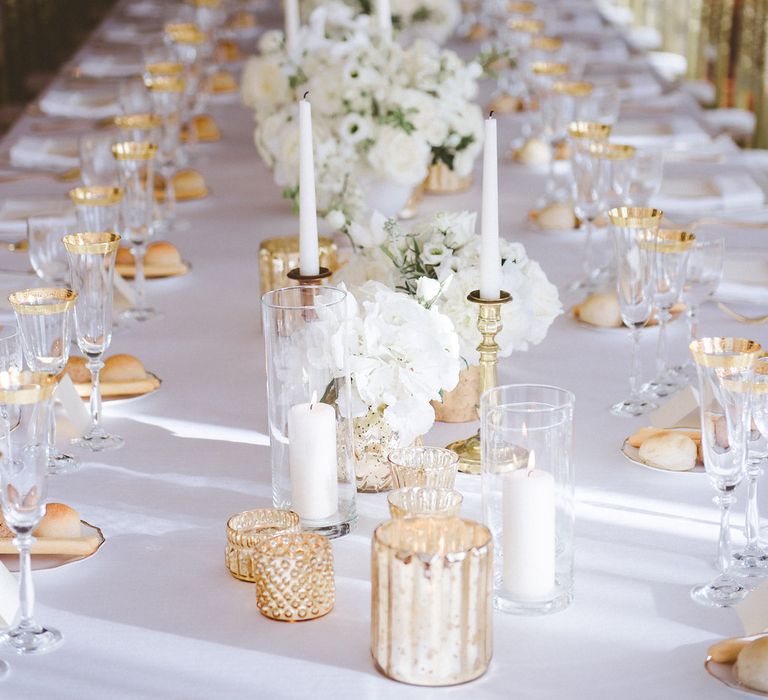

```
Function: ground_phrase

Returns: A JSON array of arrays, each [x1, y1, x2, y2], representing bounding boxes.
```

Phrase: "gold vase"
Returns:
[[432, 364, 481, 423], [258, 236, 338, 295], [423, 162, 474, 195]]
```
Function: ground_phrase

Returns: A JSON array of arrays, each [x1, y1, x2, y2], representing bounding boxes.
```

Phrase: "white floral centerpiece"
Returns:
[[301, 0, 462, 45], [240, 3, 484, 230], [333, 280, 461, 490]]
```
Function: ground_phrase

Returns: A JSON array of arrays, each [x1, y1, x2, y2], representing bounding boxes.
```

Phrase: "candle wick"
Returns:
[[489, 110, 495, 119], [303, 91, 310, 100]]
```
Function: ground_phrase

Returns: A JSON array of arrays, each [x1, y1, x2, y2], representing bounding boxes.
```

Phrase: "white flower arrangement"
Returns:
[[337, 211, 563, 365], [301, 0, 462, 45], [241, 3, 484, 230], [336, 280, 461, 445]]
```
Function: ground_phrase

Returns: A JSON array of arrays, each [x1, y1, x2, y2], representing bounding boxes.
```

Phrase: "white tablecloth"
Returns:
[[0, 2, 765, 698]]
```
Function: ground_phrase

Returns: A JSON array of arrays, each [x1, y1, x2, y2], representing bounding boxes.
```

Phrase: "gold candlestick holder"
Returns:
[[446, 290, 512, 474], [286, 267, 333, 286]]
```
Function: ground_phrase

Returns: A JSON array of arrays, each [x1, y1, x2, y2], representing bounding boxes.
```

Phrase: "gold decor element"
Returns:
[[258, 236, 338, 295], [387, 487, 463, 518], [144, 61, 184, 77], [423, 161, 473, 194], [371, 517, 493, 686], [508, 18, 545, 34], [388, 446, 459, 489], [530, 60, 569, 76], [114, 113, 162, 132], [62, 232, 121, 255], [111, 141, 158, 161], [9, 288, 77, 315], [253, 533, 335, 621], [353, 409, 410, 493], [508, 1, 536, 14], [588, 142, 636, 160], [225, 508, 301, 582], [466, 22, 491, 41], [68, 186, 123, 207], [690, 337, 762, 370], [644, 229, 696, 253], [717, 303, 768, 325], [433, 364, 481, 423], [607, 206, 664, 228], [447, 291, 512, 474], [550, 80, 593, 97], [144, 74, 186, 93], [567, 121, 612, 141], [0, 371, 56, 404], [164, 22, 206, 45], [487, 92, 523, 114], [531, 36, 564, 52]]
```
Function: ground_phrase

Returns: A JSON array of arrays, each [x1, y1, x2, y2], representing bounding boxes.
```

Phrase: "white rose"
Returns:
[[367, 126, 430, 187], [258, 30, 284, 55], [415, 276, 443, 307], [240, 56, 291, 113]]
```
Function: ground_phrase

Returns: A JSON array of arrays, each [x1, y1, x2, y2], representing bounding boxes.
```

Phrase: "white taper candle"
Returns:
[[284, 0, 300, 58], [375, 0, 393, 43], [298, 95, 320, 276], [480, 114, 501, 300]]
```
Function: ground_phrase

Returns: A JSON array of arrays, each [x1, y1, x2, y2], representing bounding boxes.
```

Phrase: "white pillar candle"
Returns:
[[298, 96, 320, 276], [375, 0, 393, 42], [480, 115, 501, 300], [502, 453, 556, 600], [288, 399, 338, 520], [284, 0, 300, 58]]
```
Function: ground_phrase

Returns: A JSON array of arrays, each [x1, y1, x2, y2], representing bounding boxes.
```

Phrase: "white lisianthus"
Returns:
[[338, 112, 372, 145], [240, 56, 291, 114], [325, 209, 347, 230], [366, 127, 430, 187]]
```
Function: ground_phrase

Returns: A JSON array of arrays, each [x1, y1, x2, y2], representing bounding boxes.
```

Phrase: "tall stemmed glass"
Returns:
[[0, 328, 22, 376], [62, 233, 123, 452], [589, 142, 636, 208], [8, 289, 78, 474], [113, 113, 162, 144], [644, 230, 695, 398], [682, 238, 724, 350], [690, 337, 762, 606], [567, 121, 612, 291], [68, 186, 123, 233], [608, 207, 663, 416], [112, 141, 159, 322], [0, 370, 62, 654], [144, 74, 186, 233], [626, 149, 664, 206]]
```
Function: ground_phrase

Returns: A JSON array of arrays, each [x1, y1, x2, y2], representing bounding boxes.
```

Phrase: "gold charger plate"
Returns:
[[115, 261, 190, 279], [74, 372, 161, 400], [620, 428, 704, 474], [0, 520, 105, 571], [706, 635, 768, 697]]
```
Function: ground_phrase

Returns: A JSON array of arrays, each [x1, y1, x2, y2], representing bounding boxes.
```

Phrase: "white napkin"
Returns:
[[612, 115, 710, 147], [39, 90, 117, 120], [9, 136, 78, 171], [101, 25, 145, 44], [654, 173, 765, 214], [55, 375, 91, 436], [0, 198, 73, 235], [76, 55, 140, 79], [738, 580, 768, 635], [716, 251, 768, 304], [124, 0, 162, 17], [0, 562, 18, 628]]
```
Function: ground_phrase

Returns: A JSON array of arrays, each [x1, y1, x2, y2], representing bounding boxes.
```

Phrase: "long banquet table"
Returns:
[[0, 1, 766, 697]]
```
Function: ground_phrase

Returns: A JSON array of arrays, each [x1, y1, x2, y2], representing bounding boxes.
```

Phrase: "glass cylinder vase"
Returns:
[[262, 286, 356, 539], [481, 384, 575, 615], [371, 517, 493, 686]]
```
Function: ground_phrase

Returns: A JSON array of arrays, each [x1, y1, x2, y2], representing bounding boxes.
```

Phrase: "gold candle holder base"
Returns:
[[447, 290, 511, 474], [286, 267, 333, 286]]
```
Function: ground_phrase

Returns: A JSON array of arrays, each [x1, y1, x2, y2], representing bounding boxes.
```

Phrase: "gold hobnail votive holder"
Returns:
[[388, 446, 459, 489], [423, 162, 473, 194], [371, 517, 493, 686], [225, 508, 301, 582], [258, 236, 338, 295], [387, 487, 464, 519], [253, 532, 335, 621]]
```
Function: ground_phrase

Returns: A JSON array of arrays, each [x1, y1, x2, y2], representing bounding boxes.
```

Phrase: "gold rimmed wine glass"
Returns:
[[8, 288, 79, 474], [112, 141, 159, 322], [113, 113, 162, 143], [68, 186, 123, 233], [62, 232, 123, 452]]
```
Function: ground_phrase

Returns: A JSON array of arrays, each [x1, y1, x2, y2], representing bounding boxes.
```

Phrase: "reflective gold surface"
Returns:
[[9, 288, 77, 315]]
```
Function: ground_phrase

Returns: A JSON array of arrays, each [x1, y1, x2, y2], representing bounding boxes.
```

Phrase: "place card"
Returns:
[[55, 374, 91, 435], [0, 561, 18, 627], [113, 271, 136, 307], [649, 386, 699, 429], [737, 580, 768, 634]]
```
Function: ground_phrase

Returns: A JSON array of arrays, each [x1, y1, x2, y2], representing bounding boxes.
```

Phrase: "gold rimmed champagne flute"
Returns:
[[690, 337, 762, 606], [9, 288, 79, 474], [113, 113, 162, 143], [0, 370, 61, 655], [643, 230, 696, 398], [62, 233, 123, 452], [112, 141, 159, 322], [608, 207, 663, 417], [68, 186, 123, 233]]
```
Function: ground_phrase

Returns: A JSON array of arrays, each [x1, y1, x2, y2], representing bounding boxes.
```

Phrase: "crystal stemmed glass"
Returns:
[[608, 207, 663, 416], [0, 329, 22, 376], [62, 233, 123, 452], [112, 141, 159, 322], [78, 133, 118, 188], [143, 74, 186, 233], [643, 230, 696, 398], [117, 78, 152, 114], [689, 337, 762, 606], [68, 186, 123, 233], [8, 289, 79, 474], [113, 113, 162, 144], [0, 370, 62, 654], [589, 142, 636, 208], [625, 149, 664, 206], [27, 215, 74, 286]]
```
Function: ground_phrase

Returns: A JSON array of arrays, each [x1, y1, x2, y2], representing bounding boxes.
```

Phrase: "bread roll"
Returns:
[[708, 637, 750, 664], [537, 202, 577, 229], [63, 356, 90, 384], [102, 354, 147, 383], [554, 141, 571, 161], [144, 241, 182, 267], [515, 138, 551, 166], [190, 114, 220, 142], [173, 169, 208, 199], [736, 637, 768, 692], [468, 22, 490, 41], [34, 503, 81, 538], [216, 39, 241, 63], [488, 93, 521, 115], [209, 71, 237, 94], [628, 427, 701, 449], [115, 247, 134, 265], [638, 431, 698, 471], [578, 292, 622, 328]]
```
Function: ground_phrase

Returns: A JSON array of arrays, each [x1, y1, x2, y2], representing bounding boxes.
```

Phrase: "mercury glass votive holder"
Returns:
[[253, 532, 335, 622], [481, 384, 575, 616], [225, 508, 301, 582], [387, 487, 463, 519], [371, 517, 493, 686], [388, 446, 459, 489]]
